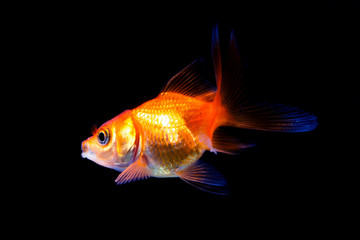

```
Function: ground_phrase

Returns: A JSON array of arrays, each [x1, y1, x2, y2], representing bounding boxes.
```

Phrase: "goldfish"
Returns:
[[81, 25, 317, 194]]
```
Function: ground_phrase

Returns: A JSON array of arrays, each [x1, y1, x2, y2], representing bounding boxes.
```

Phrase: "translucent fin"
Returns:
[[212, 24, 222, 97], [160, 58, 215, 101], [212, 127, 255, 155], [229, 102, 318, 132], [115, 156, 151, 185], [175, 161, 229, 195], [211, 25, 248, 115], [221, 30, 247, 111], [211, 25, 318, 133]]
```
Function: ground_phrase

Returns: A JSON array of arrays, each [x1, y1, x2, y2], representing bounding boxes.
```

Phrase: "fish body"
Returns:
[[132, 92, 215, 177], [81, 26, 317, 194]]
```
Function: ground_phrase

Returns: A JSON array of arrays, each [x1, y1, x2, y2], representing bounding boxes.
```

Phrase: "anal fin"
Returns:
[[175, 161, 229, 195]]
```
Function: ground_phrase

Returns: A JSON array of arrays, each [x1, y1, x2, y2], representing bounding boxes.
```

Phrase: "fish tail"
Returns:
[[209, 25, 317, 154]]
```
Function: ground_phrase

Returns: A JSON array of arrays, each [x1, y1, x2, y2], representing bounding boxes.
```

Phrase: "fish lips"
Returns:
[[81, 140, 97, 161]]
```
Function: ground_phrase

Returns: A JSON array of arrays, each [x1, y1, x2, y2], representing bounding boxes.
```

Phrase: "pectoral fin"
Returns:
[[115, 156, 151, 185], [175, 161, 229, 195]]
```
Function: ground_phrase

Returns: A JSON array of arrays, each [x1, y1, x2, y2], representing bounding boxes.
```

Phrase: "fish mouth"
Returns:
[[81, 147, 112, 169], [81, 139, 114, 169], [81, 140, 95, 160], [81, 148, 97, 161], [81, 140, 105, 166], [81, 140, 88, 153], [81, 140, 89, 159]]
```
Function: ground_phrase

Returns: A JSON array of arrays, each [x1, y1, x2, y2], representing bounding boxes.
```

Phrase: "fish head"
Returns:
[[81, 110, 140, 171]]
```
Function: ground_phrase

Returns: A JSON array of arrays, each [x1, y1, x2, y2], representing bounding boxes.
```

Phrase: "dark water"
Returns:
[[29, 1, 358, 237]]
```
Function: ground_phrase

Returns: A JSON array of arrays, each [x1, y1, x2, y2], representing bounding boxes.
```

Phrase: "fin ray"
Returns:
[[228, 102, 318, 132], [175, 161, 229, 195], [160, 58, 215, 101], [211, 25, 318, 133], [212, 127, 255, 154], [115, 157, 151, 185], [212, 24, 222, 96]]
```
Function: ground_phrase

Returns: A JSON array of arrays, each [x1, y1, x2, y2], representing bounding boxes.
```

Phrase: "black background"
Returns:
[[19, 1, 359, 237]]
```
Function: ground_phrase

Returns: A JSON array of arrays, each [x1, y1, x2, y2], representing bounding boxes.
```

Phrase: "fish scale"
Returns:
[[132, 92, 208, 176]]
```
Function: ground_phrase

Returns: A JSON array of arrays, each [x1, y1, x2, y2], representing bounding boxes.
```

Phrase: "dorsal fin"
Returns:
[[160, 58, 215, 101]]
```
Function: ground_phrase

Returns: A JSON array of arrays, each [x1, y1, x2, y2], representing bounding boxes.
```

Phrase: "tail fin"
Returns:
[[211, 25, 317, 143]]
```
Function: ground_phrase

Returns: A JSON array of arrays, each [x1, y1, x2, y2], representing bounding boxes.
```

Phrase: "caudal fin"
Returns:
[[211, 25, 318, 136]]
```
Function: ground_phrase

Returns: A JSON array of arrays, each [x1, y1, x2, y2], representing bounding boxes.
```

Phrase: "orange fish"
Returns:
[[81, 26, 317, 194]]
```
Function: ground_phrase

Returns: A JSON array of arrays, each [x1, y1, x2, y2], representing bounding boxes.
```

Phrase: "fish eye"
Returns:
[[97, 129, 109, 145]]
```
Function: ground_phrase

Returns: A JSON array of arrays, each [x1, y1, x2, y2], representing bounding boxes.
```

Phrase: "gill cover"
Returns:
[[112, 110, 142, 168]]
